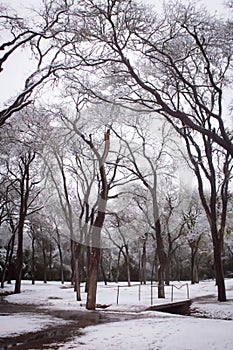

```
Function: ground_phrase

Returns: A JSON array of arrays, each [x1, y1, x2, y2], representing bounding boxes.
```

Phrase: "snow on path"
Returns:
[[0, 313, 67, 337], [1, 279, 233, 349], [55, 316, 233, 350]]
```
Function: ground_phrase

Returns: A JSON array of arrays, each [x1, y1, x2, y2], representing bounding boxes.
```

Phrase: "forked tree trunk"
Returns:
[[85, 130, 110, 310]]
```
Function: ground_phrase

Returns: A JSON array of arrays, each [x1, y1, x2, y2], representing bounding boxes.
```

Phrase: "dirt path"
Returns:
[[0, 298, 144, 350]]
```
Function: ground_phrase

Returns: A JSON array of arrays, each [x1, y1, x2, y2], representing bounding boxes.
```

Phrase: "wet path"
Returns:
[[0, 298, 143, 350]]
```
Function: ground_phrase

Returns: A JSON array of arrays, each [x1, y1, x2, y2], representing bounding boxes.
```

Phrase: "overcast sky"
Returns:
[[4, 0, 226, 12]]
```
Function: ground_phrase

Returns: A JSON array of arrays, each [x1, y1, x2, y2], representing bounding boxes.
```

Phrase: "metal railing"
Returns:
[[171, 283, 189, 302], [116, 282, 190, 305]]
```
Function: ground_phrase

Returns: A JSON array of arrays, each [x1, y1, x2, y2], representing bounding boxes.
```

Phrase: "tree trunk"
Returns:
[[191, 244, 199, 284], [100, 251, 108, 285], [123, 245, 131, 287], [48, 243, 52, 281], [86, 212, 105, 310], [213, 236, 226, 301], [155, 219, 166, 298], [42, 247, 47, 284], [74, 242, 82, 301], [85, 245, 91, 293], [151, 253, 157, 283], [1, 234, 15, 289], [14, 219, 24, 294], [14, 153, 34, 293], [107, 252, 113, 282], [70, 239, 75, 285], [165, 259, 171, 286], [31, 237, 35, 285], [116, 249, 121, 283], [84, 129, 110, 310], [57, 241, 64, 285], [141, 240, 147, 285], [152, 187, 166, 298]]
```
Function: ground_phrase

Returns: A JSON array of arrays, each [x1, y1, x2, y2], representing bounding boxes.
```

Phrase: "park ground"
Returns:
[[1, 279, 233, 349]]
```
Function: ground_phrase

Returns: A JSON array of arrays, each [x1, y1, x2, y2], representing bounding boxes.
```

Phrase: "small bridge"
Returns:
[[146, 299, 192, 315]]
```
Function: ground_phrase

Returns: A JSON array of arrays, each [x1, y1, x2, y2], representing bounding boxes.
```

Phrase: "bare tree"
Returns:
[[0, 2, 80, 126], [58, 0, 233, 155], [110, 120, 179, 298], [57, 0, 233, 301]]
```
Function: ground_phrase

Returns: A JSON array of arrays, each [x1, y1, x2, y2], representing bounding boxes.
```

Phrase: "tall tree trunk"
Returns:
[[165, 259, 171, 286], [14, 218, 24, 294], [100, 251, 108, 285], [74, 242, 82, 301], [85, 129, 110, 310], [85, 245, 91, 293], [116, 249, 121, 283], [1, 234, 15, 289], [122, 245, 131, 287], [57, 241, 64, 285], [213, 235, 226, 301], [191, 244, 199, 284], [48, 243, 52, 281], [14, 152, 35, 293], [70, 239, 75, 285], [141, 240, 147, 285], [155, 219, 166, 298], [42, 247, 47, 284], [86, 211, 106, 310], [31, 236, 35, 285]]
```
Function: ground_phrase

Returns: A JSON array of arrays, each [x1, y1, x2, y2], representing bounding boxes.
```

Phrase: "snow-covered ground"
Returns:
[[1, 279, 233, 349]]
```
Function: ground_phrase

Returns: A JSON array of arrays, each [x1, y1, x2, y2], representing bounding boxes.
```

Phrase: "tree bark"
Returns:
[[42, 247, 47, 284], [1, 234, 15, 289], [165, 259, 171, 286], [14, 217, 24, 293], [100, 251, 108, 285], [154, 219, 166, 298], [85, 130, 110, 310], [86, 212, 105, 310], [31, 236, 36, 285], [141, 240, 147, 284], [122, 245, 131, 287], [57, 242, 64, 285], [213, 236, 226, 301], [74, 242, 82, 301]]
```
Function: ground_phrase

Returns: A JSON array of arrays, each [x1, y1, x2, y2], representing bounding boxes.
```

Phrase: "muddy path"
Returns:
[[0, 298, 144, 350]]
